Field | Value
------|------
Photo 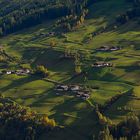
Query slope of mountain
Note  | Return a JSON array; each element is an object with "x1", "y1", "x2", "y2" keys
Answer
[{"x1": 0, "y1": 0, "x2": 140, "y2": 140}]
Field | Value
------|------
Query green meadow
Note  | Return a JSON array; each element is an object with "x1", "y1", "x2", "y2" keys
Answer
[{"x1": 0, "y1": 0, "x2": 140, "y2": 139}]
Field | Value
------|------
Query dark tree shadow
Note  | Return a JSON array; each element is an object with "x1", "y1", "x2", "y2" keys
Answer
[{"x1": 0, "y1": 75, "x2": 40, "y2": 93}]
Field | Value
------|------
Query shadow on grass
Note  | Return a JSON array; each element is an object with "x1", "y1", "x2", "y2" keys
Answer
[
  {"x1": 0, "y1": 75, "x2": 40, "y2": 93},
  {"x1": 22, "y1": 47, "x2": 46, "y2": 64},
  {"x1": 30, "y1": 89, "x2": 55, "y2": 107},
  {"x1": 117, "y1": 65, "x2": 140, "y2": 72},
  {"x1": 49, "y1": 98, "x2": 100, "y2": 140},
  {"x1": 105, "y1": 92, "x2": 132, "y2": 120},
  {"x1": 31, "y1": 90, "x2": 100, "y2": 137}
]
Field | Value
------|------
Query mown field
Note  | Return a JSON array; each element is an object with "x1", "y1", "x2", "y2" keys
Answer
[{"x1": 0, "y1": 0, "x2": 140, "y2": 139}]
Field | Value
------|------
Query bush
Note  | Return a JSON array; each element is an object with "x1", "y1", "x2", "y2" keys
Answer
[{"x1": 35, "y1": 65, "x2": 49, "y2": 77}]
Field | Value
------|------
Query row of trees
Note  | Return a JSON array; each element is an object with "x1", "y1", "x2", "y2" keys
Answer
[
  {"x1": 97, "y1": 113, "x2": 140, "y2": 140},
  {"x1": 0, "y1": 0, "x2": 70, "y2": 36},
  {"x1": 56, "y1": 0, "x2": 89, "y2": 31},
  {"x1": 110, "y1": 115, "x2": 140, "y2": 139},
  {"x1": 0, "y1": 0, "x2": 94, "y2": 36},
  {"x1": 100, "y1": 115, "x2": 140, "y2": 140},
  {"x1": 56, "y1": 9, "x2": 88, "y2": 31},
  {"x1": 94, "y1": 88, "x2": 140, "y2": 140}
]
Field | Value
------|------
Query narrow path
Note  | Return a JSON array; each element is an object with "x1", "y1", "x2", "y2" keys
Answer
[{"x1": 44, "y1": 78, "x2": 61, "y2": 84}]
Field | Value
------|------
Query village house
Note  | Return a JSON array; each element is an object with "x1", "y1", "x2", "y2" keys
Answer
[
  {"x1": 0, "y1": 70, "x2": 13, "y2": 75},
  {"x1": 49, "y1": 32, "x2": 55, "y2": 36},
  {"x1": 110, "y1": 46, "x2": 121, "y2": 51},
  {"x1": 38, "y1": 32, "x2": 56, "y2": 38},
  {"x1": 92, "y1": 62, "x2": 113, "y2": 68},
  {"x1": 1, "y1": 69, "x2": 31, "y2": 75},
  {"x1": 54, "y1": 84, "x2": 90, "y2": 100},
  {"x1": 76, "y1": 92, "x2": 84, "y2": 96},
  {"x1": 96, "y1": 46, "x2": 110, "y2": 51},
  {"x1": 55, "y1": 85, "x2": 69, "y2": 91},
  {"x1": 6, "y1": 71, "x2": 12, "y2": 75},
  {"x1": 69, "y1": 85, "x2": 81, "y2": 92},
  {"x1": 16, "y1": 69, "x2": 30, "y2": 75},
  {"x1": 46, "y1": 32, "x2": 55, "y2": 37},
  {"x1": 76, "y1": 91, "x2": 90, "y2": 100},
  {"x1": 96, "y1": 45, "x2": 121, "y2": 52}
]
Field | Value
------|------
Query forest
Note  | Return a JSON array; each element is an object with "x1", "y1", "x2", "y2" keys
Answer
[{"x1": 0, "y1": 0, "x2": 92, "y2": 36}]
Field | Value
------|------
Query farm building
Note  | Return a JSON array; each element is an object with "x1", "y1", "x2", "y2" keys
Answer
[
  {"x1": 1, "y1": 70, "x2": 13, "y2": 75},
  {"x1": 76, "y1": 91, "x2": 90, "y2": 100},
  {"x1": 55, "y1": 85, "x2": 69, "y2": 91},
  {"x1": 92, "y1": 62, "x2": 113, "y2": 68},
  {"x1": 69, "y1": 85, "x2": 81, "y2": 92},
  {"x1": 49, "y1": 32, "x2": 55, "y2": 36},
  {"x1": 96, "y1": 45, "x2": 121, "y2": 52},
  {"x1": 110, "y1": 46, "x2": 121, "y2": 51},
  {"x1": 6, "y1": 71, "x2": 12, "y2": 75},
  {"x1": 16, "y1": 69, "x2": 30, "y2": 75},
  {"x1": 96, "y1": 46, "x2": 110, "y2": 51},
  {"x1": 38, "y1": 32, "x2": 56, "y2": 38},
  {"x1": 1, "y1": 69, "x2": 31, "y2": 75}
]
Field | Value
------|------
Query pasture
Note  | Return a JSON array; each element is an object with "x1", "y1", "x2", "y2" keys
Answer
[{"x1": 0, "y1": 0, "x2": 140, "y2": 139}]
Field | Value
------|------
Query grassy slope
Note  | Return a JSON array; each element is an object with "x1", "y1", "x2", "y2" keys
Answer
[{"x1": 0, "y1": 0, "x2": 140, "y2": 139}]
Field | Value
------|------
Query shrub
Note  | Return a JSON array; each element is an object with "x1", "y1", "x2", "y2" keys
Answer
[{"x1": 35, "y1": 65, "x2": 49, "y2": 77}]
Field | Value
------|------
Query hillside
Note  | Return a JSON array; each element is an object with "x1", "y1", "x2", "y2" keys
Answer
[
  {"x1": 0, "y1": 0, "x2": 140, "y2": 140},
  {"x1": 0, "y1": 97, "x2": 57, "y2": 140},
  {"x1": 0, "y1": 0, "x2": 89, "y2": 35}
]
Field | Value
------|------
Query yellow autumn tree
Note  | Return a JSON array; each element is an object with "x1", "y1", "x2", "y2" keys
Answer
[{"x1": 42, "y1": 116, "x2": 56, "y2": 127}]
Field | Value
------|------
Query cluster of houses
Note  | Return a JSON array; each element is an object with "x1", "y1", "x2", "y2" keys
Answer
[
  {"x1": 55, "y1": 84, "x2": 90, "y2": 100},
  {"x1": 90, "y1": 45, "x2": 122, "y2": 68},
  {"x1": 40, "y1": 32, "x2": 56, "y2": 37},
  {"x1": 76, "y1": 91, "x2": 90, "y2": 100},
  {"x1": 92, "y1": 62, "x2": 113, "y2": 68},
  {"x1": 96, "y1": 45, "x2": 121, "y2": 52},
  {"x1": 33, "y1": 32, "x2": 57, "y2": 40},
  {"x1": 59, "y1": 53, "x2": 75, "y2": 59},
  {"x1": 91, "y1": 45, "x2": 121, "y2": 68},
  {"x1": 35, "y1": 31, "x2": 66, "y2": 39},
  {"x1": 0, "y1": 69, "x2": 31, "y2": 76}
]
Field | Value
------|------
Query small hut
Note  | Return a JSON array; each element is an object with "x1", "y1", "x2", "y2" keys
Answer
[
  {"x1": 55, "y1": 85, "x2": 69, "y2": 91},
  {"x1": 92, "y1": 62, "x2": 113, "y2": 68}
]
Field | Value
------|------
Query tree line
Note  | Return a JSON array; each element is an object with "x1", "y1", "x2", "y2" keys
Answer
[
  {"x1": 0, "y1": 0, "x2": 70, "y2": 36},
  {"x1": 95, "y1": 105, "x2": 140, "y2": 140},
  {"x1": 0, "y1": 99, "x2": 57, "y2": 140},
  {"x1": 98, "y1": 115, "x2": 140, "y2": 140},
  {"x1": 0, "y1": 0, "x2": 96, "y2": 36}
]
